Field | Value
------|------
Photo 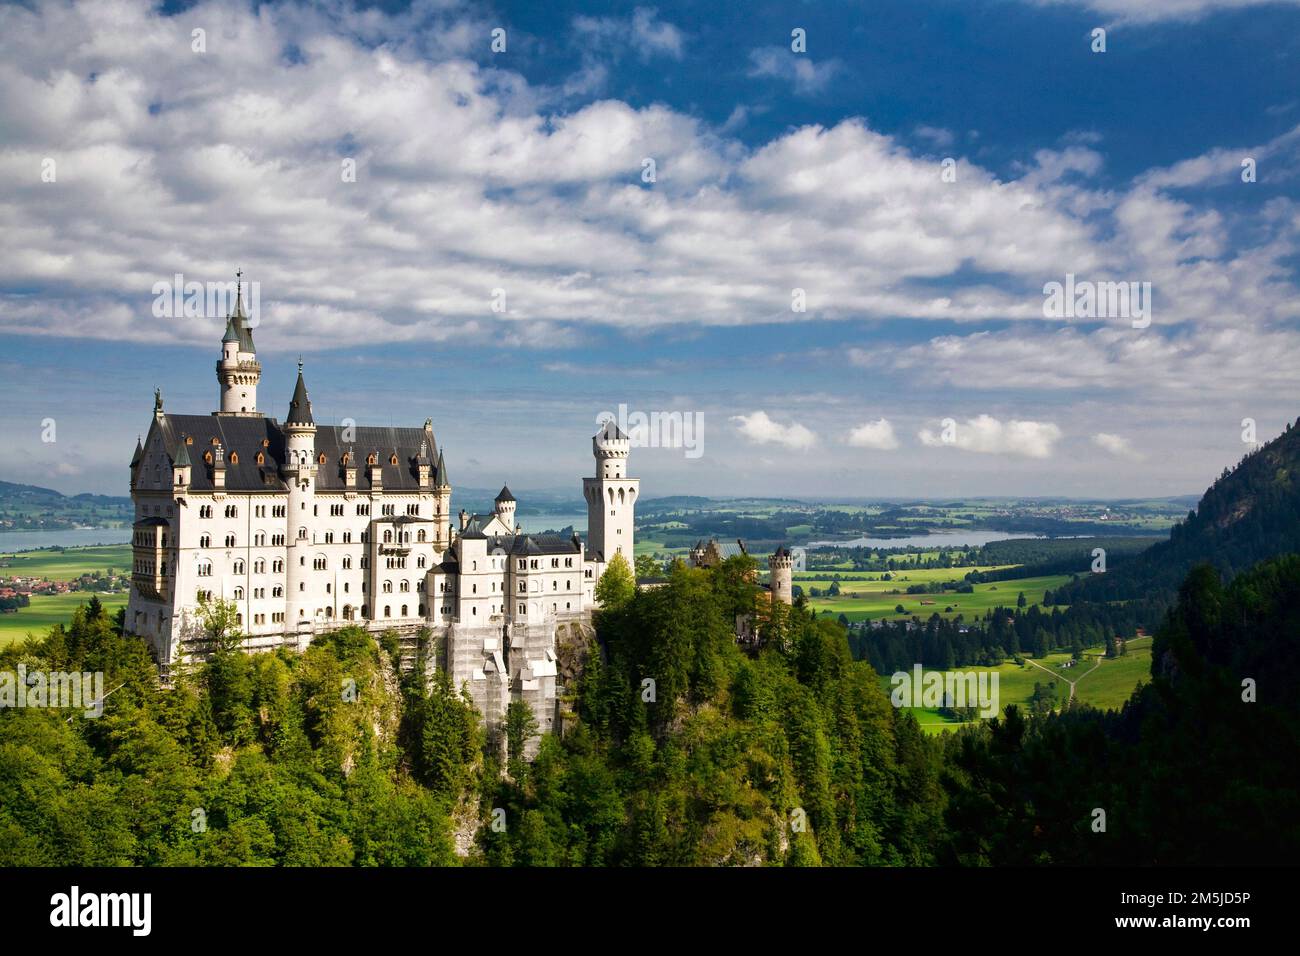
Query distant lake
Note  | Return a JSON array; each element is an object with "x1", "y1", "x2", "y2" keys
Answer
[
  {"x1": 806, "y1": 530, "x2": 1044, "y2": 551},
  {"x1": 0, "y1": 528, "x2": 133, "y2": 552}
]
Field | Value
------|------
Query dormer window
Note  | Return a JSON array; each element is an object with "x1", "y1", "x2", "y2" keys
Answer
[
  {"x1": 211, "y1": 437, "x2": 219, "y2": 446},
  {"x1": 256, "y1": 452, "x2": 265, "y2": 465},
  {"x1": 367, "y1": 453, "x2": 377, "y2": 466},
  {"x1": 390, "y1": 454, "x2": 398, "y2": 465},
  {"x1": 341, "y1": 453, "x2": 351, "y2": 465},
  {"x1": 318, "y1": 453, "x2": 327, "y2": 465},
  {"x1": 203, "y1": 451, "x2": 213, "y2": 464},
  {"x1": 185, "y1": 436, "x2": 194, "y2": 445},
  {"x1": 229, "y1": 452, "x2": 239, "y2": 464},
  {"x1": 262, "y1": 438, "x2": 270, "y2": 448}
]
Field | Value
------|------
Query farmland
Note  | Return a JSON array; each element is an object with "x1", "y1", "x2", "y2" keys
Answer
[
  {"x1": 804, "y1": 571, "x2": 1076, "y2": 623},
  {"x1": 881, "y1": 636, "x2": 1155, "y2": 734}
]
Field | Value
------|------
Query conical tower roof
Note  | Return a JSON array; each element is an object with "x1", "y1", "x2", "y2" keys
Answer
[{"x1": 286, "y1": 364, "x2": 314, "y2": 426}]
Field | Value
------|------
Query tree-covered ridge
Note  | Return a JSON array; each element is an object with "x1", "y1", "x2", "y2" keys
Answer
[
  {"x1": 941, "y1": 556, "x2": 1300, "y2": 865},
  {"x1": 0, "y1": 605, "x2": 467, "y2": 866},
  {"x1": 1058, "y1": 418, "x2": 1300, "y2": 613},
  {"x1": 1, "y1": 551, "x2": 1297, "y2": 866},
  {"x1": 479, "y1": 556, "x2": 943, "y2": 865}
]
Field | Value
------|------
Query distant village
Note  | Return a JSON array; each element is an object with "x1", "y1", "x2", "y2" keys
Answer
[{"x1": 0, "y1": 564, "x2": 129, "y2": 612}]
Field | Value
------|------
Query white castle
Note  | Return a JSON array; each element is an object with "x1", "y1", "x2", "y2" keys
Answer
[{"x1": 126, "y1": 280, "x2": 637, "y2": 738}]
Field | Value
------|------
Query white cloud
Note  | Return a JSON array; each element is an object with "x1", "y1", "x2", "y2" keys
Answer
[
  {"x1": 731, "y1": 411, "x2": 817, "y2": 450},
  {"x1": 746, "y1": 46, "x2": 841, "y2": 94},
  {"x1": 913, "y1": 125, "x2": 955, "y2": 149},
  {"x1": 1092, "y1": 432, "x2": 1144, "y2": 460},
  {"x1": 918, "y1": 415, "x2": 1063, "y2": 459},
  {"x1": 846, "y1": 418, "x2": 899, "y2": 450},
  {"x1": 1021, "y1": 0, "x2": 1300, "y2": 24},
  {"x1": 573, "y1": 7, "x2": 684, "y2": 60},
  {"x1": 0, "y1": 0, "x2": 1296, "y2": 369},
  {"x1": 857, "y1": 324, "x2": 1300, "y2": 396}
]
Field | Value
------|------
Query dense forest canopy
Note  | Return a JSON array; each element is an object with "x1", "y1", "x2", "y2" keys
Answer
[{"x1": 1, "y1": 547, "x2": 1296, "y2": 866}]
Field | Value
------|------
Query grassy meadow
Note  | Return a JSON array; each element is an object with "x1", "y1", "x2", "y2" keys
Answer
[
  {"x1": 0, "y1": 591, "x2": 129, "y2": 647},
  {"x1": 0, "y1": 543, "x2": 131, "y2": 578},
  {"x1": 881, "y1": 636, "x2": 1155, "y2": 734},
  {"x1": 803, "y1": 569, "x2": 1075, "y2": 623},
  {"x1": 0, "y1": 544, "x2": 132, "y2": 647}
]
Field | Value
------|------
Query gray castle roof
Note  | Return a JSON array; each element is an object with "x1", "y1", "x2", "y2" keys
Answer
[
  {"x1": 484, "y1": 532, "x2": 582, "y2": 556},
  {"x1": 150, "y1": 414, "x2": 443, "y2": 493}
]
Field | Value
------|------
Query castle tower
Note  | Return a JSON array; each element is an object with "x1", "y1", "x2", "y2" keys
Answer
[
  {"x1": 216, "y1": 273, "x2": 262, "y2": 416},
  {"x1": 434, "y1": 447, "x2": 451, "y2": 547},
  {"x1": 281, "y1": 363, "x2": 317, "y2": 638},
  {"x1": 494, "y1": 485, "x2": 517, "y2": 530},
  {"x1": 583, "y1": 420, "x2": 638, "y2": 564},
  {"x1": 769, "y1": 546, "x2": 794, "y2": 606}
]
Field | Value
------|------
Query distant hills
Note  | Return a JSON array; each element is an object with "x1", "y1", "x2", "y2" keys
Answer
[
  {"x1": 1061, "y1": 417, "x2": 1300, "y2": 606},
  {"x1": 0, "y1": 480, "x2": 133, "y2": 531}
]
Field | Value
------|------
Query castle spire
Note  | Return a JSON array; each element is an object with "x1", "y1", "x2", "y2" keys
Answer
[{"x1": 286, "y1": 362, "x2": 314, "y2": 426}]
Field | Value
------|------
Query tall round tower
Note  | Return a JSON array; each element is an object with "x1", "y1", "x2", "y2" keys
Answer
[
  {"x1": 583, "y1": 420, "x2": 638, "y2": 563},
  {"x1": 281, "y1": 363, "x2": 317, "y2": 641},
  {"x1": 216, "y1": 274, "x2": 262, "y2": 416},
  {"x1": 769, "y1": 546, "x2": 794, "y2": 606}
]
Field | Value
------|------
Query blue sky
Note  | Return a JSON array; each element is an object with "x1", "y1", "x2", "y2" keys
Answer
[{"x1": 2, "y1": 0, "x2": 1299, "y2": 499}]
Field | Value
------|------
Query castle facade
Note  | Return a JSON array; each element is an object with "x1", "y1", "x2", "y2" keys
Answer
[{"x1": 126, "y1": 281, "x2": 635, "y2": 738}]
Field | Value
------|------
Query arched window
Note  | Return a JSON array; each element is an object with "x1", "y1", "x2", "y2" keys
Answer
[
  {"x1": 367, "y1": 453, "x2": 377, "y2": 466},
  {"x1": 233, "y1": 587, "x2": 244, "y2": 600},
  {"x1": 384, "y1": 605, "x2": 391, "y2": 618},
  {"x1": 343, "y1": 605, "x2": 353, "y2": 621},
  {"x1": 390, "y1": 454, "x2": 398, "y2": 465},
  {"x1": 229, "y1": 452, "x2": 239, "y2": 465},
  {"x1": 383, "y1": 580, "x2": 393, "y2": 593}
]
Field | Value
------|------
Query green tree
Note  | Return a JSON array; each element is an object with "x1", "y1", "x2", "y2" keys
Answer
[{"x1": 595, "y1": 552, "x2": 636, "y2": 610}]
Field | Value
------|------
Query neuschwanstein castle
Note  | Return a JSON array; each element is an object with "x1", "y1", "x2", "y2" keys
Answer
[{"x1": 126, "y1": 280, "x2": 636, "y2": 738}]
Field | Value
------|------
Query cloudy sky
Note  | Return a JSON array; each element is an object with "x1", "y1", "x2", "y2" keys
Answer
[{"x1": 2, "y1": 0, "x2": 1299, "y2": 500}]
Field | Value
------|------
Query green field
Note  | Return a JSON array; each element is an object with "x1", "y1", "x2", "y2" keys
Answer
[
  {"x1": 806, "y1": 572, "x2": 1074, "y2": 623},
  {"x1": 0, "y1": 591, "x2": 128, "y2": 646},
  {"x1": 0, "y1": 544, "x2": 132, "y2": 578},
  {"x1": 882, "y1": 637, "x2": 1154, "y2": 734}
]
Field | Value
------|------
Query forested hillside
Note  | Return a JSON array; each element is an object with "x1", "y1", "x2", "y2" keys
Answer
[
  {"x1": 1058, "y1": 419, "x2": 1300, "y2": 613},
  {"x1": 2, "y1": 549, "x2": 1297, "y2": 866}
]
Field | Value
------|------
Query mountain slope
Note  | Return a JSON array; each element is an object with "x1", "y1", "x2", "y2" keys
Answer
[{"x1": 1061, "y1": 417, "x2": 1300, "y2": 604}]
